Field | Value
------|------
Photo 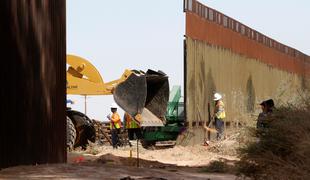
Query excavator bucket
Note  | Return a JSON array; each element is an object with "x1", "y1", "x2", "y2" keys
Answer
[
  {"x1": 113, "y1": 73, "x2": 147, "y2": 117},
  {"x1": 113, "y1": 70, "x2": 169, "y2": 127}
]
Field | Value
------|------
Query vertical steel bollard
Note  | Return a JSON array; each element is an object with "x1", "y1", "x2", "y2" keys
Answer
[{"x1": 137, "y1": 139, "x2": 139, "y2": 167}]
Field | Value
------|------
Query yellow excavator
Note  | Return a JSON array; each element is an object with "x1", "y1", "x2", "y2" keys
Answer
[{"x1": 66, "y1": 54, "x2": 169, "y2": 150}]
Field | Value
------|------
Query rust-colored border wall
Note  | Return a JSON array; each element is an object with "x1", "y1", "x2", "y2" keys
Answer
[
  {"x1": 185, "y1": 37, "x2": 308, "y2": 145},
  {"x1": 183, "y1": 0, "x2": 309, "y2": 145},
  {"x1": 184, "y1": 0, "x2": 309, "y2": 76},
  {"x1": 0, "y1": 1, "x2": 66, "y2": 169}
]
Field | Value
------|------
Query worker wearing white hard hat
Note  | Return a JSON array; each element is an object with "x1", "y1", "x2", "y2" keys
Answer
[
  {"x1": 107, "y1": 102, "x2": 122, "y2": 148},
  {"x1": 213, "y1": 93, "x2": 222, "y2": 101},
  {"x1": 110, "y1": 102, "x2": 118, "y2": 109},
  {"x1": 213, "y1": 93, "x2": 226, "y2": 141}
]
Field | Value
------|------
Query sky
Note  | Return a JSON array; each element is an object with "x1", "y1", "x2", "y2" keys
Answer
[{"x1": 67, "y1": 0, "x2": 310, "y2": 121}]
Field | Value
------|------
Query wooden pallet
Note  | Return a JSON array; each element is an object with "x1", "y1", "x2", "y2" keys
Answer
[{"x1": 92, "y1": 120, "x2": 131, "y2": 147}]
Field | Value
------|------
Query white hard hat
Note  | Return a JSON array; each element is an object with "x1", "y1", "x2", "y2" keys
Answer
[
  {"x1": 110, "y1": 102, "x2": 118, "y2": 109},
  {"x1": 213, "y1": 93, "x2": 222, "y2": 101}
]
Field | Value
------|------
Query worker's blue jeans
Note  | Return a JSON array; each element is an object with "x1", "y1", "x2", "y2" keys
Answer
[
  {"x1": 215, "y1": 118, "x2": 224, "y2": 140},
  {"x1": 111, "y1": 128, "x2": 120, "y2": 148},
  {"x1": 128, "y1": 128, "x2": 142, "y2": 140}
]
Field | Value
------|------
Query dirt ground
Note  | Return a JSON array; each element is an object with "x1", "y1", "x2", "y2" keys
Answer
[
  {"x1": 0, "y1": 163, "x2": 236, "y2": 180},
  {"x1": 0, "y1": 137, "x2": 240, "y2": 179}
]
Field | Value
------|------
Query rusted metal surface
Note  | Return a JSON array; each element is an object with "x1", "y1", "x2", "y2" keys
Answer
[
  {"x1": 184, "y1": 0, "x2": 309, "y2": 76},
  {"x1": 0, "y1": 1, "x2": 66, "y2": 169},
  {"x1": 183, "y1": 0, "x2": 309, "y2": 144},
  {"x1": 185, "y1": 36, "x2": 309, "y2": 144}
]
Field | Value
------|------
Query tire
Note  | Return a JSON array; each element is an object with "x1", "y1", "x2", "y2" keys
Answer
[
  {"x1": 67, "y1": 110, "x2": 96, "y2": 150},
  {"x1": 67, "y1": 116, "x2": 76, "y2": 151}
]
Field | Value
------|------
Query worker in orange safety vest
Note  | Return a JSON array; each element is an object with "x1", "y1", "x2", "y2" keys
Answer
[
  {"x1": 124, "y1": 112, "x2": 142, "y2": 141},
  {"x1": 107, "y1": 102, "x2": 122, "y2": 149}
]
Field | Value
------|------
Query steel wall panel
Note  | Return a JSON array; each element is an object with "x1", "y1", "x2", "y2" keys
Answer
[
  {"x1": 0, "y1": 1, "x2": 66, "y2": 169},
  {"x1": 183, "y1": 0, "x2": 309, "y2": 144},
  {"x1": 184, "y1": 0, "x2": 309, "y2": 76},
  {"x1": 185, "y1": 37, "x2": 309, "y2": 144}
]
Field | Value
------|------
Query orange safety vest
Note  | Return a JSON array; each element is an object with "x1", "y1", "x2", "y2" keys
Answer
[
  {"x1": 110, "y1": 112, "x2": 122, "y2": 129},
  {"x1": 124, "y1": 113, "x2": 139, "y2": 129}
]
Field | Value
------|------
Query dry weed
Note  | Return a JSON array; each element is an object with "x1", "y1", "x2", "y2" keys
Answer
[{"x1": 237, "y1": 101, "x2": 310, "y2": 180}]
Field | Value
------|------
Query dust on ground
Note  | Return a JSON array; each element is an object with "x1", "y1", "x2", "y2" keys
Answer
[
  {"x1": 0, "y1": 132, "x2": 241, "y2": 179},
  {"x1": 80, "y1": 141, "x2": 239, "y2": 167}
]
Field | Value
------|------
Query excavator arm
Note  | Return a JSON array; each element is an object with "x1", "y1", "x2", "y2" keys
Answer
[
  {"x1": 67, "y1": 54, "x2": 133, "y2": 95},
  {"x1": 66, "y1": 54, "x2": 169, "y2": 126}
]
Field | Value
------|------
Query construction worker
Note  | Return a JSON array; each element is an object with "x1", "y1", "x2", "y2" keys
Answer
[
  {"x1": 257, "y1": 101, "x2": 268, "y2": 129},
  {"x1": 107, "y1": 102, "x2": 122, "y2": 149},
  {"x1": 213, "y1": 93, "x2": 226, "y2": 141},
  {"x1": 257, "y1": 99, "x2": 274, "y2": 130},
  {"x1": 124, "y1": 112, "x2": 142, "y2": 141},
  {"x1": 265, "y1": 99, "x2": 275, "y2": 112}
]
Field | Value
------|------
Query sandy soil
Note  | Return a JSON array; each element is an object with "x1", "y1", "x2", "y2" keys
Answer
[
  {"x1": 0, "y1": 162, "x2": 236, "y2": 180},
  {"x1": 0, "y1": 140, "x2": 239, "y2": 179},
  {"x1": 81, "y1": 142, "x2": 239, "y2": 167}
]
